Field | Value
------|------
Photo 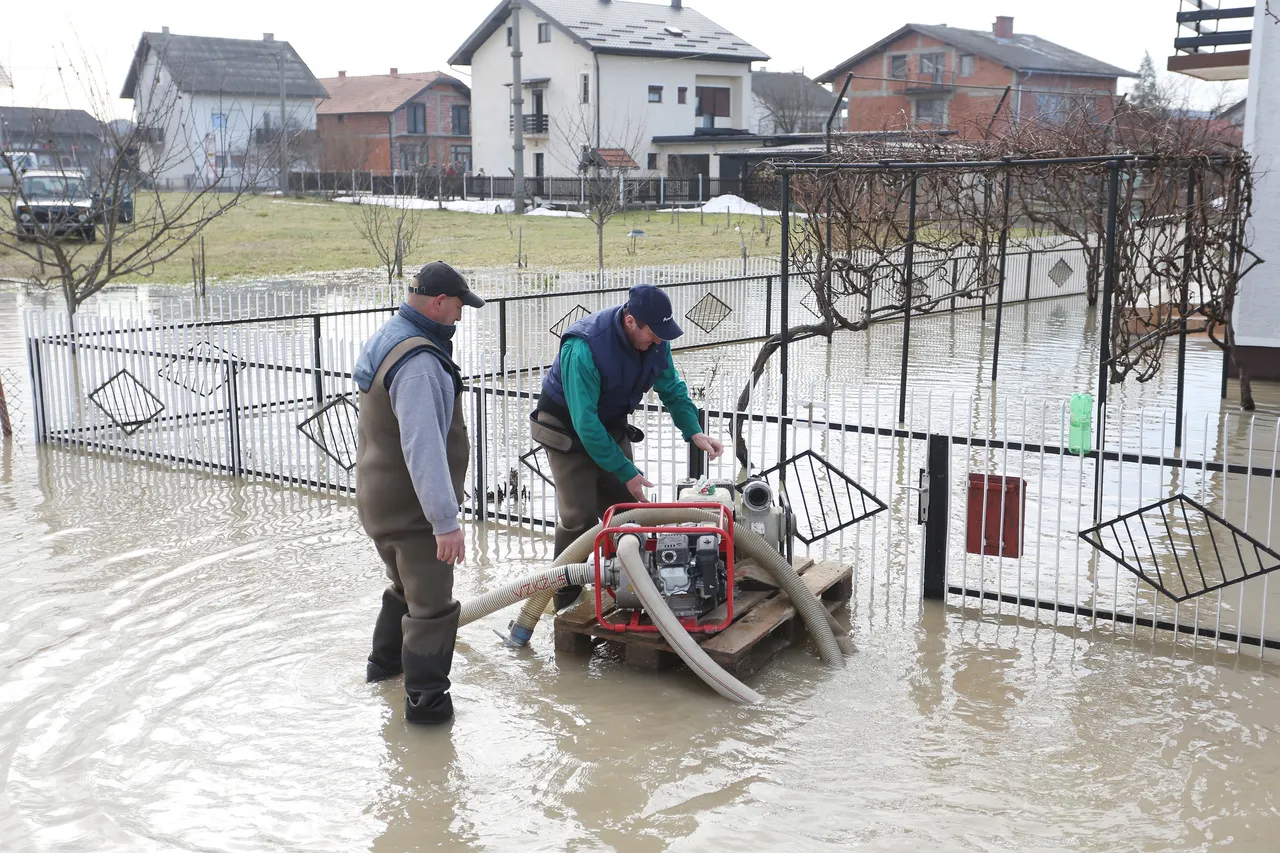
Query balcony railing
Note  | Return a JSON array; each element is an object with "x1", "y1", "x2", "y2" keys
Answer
[
  {"x1": 892, "y1": 71, "x2": 957, "y2": 95},
  {"x1": 1168, "y1": 1, "x2": 1253, "y2": 80},
  {"x1": 509, "y1": 114, "x2": 549, "y2": 135}
]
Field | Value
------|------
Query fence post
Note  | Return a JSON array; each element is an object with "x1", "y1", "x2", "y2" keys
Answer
[
  {"x1": 498, "y1": 300, "x2": 508, "y2": 374},
  {"x1": 27, "y1": 336, "x2": 46, "y2": 442},
  {"x1": 1023, "y1": 247, "x2": 1033, "y2": 302},
  {"x1": 473, "y1": 391, "x2": 487, "y2": 522},
  {"x1": 765, "y1": 275, "x2": 774, "y2": 336},
  {"x1": 0, "y1": 371, "x2": 11, "y2": 438},
  {"x1": 312, "y1": 315, "x2": 324, "y2": 410},
  {"x1": 686, "y1": 408, "x2": 707, "y2": 480},
  {"x1": 660, "y1": 175, "x2": 665, "y2": 207},
  {"x1": 922, "y1": 433, "x2": 950, "y2": 601},
  {"x1": 226, "y1": 362, "x2": 243, "y2": 477}
]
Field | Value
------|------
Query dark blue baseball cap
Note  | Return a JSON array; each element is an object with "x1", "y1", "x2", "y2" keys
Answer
[{"x1": 625, "y1": 284, "x2": 683, "y2": 340}]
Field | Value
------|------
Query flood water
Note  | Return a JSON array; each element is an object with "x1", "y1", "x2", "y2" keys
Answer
[{"x1": 6, "y1": 284, "x2": 1280, "y2": 851}]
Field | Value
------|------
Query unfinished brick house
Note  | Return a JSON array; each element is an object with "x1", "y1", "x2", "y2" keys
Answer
[
  {"x1": 816, "y1": 16, "x2": 1135, "y2": 139},
  {"x1": 315, "y1": 69, "x2": 471, "y2": 173}
]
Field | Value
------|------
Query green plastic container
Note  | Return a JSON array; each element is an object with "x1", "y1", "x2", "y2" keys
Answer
[{"x1": 1069, "y1": 393, "x2": 1093, "y2": 455}]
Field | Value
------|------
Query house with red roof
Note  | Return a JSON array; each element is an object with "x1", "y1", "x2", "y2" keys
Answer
[{"x1": 316, "y1": 69, "x2": 471, "y2": 173}]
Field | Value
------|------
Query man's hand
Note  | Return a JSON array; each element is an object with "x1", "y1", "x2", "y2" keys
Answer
[
  {"x1": 625, "y1": 472, "x2": 654, "y2": 503},
  {"x1": 436, "y1": 528, "x2": 466, "y2": 565},
  {"x1": 691, "y1": 433, "x2": 724, "y2": 461}
]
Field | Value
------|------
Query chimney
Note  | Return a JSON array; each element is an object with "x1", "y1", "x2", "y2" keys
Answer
[
  {"x1": 161, "y1": 26, "x2": 170, "y2": 35},
  {"x1": 338, "y1": 70, "x2": 346, "y2": 79},
  {"x1": 672, "y1": 0, "x2": 682, "y2": 8},
  {"x1": 993, "y1": 16, "x2": 1013, "y2": 39},
  {"x1": 390, "y1": 68, "x2": 399, "y2": 77},
  {"x1": 263, "y1": 32, "x2": 275, "y2": 42}
]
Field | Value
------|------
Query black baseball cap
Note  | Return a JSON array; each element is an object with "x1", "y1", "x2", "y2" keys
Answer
[
  {"x1": 409, "y1": 261, "x2": 485, "y2": 308},
  {"x1": 625, "y1": 284, "x2": 682, "y2": 340}
]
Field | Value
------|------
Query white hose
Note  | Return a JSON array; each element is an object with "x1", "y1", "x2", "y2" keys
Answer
[
  {"x1": 459, "y1": 563, "x2": 592, "y2": 627},
  {"x1": 615, "y1": 534, "x2": 763, "y2": 705}
]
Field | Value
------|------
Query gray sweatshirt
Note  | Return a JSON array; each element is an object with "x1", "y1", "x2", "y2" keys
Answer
[{"x1": 388, "y1": 351, "x2": 461, "y2": 534}]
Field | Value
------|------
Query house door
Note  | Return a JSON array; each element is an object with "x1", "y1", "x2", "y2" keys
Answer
[
  {"x1": 533, "y1": 90, "x2": 545, "y2": 117},
  {"x1": 533, "y1": 152, "x2": 545, "y2": 197}
]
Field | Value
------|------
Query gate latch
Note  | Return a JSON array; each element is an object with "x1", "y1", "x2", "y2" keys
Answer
[{"x1": 917, "y1": 468, "x2": 930, "y2": 524}]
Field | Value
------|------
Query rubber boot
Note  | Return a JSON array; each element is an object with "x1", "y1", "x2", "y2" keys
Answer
[
  {"x1": 402, "y1": 601, "x2": 460, "y2": 725},
  {"x1": 553, "y1": 524, "x2": 583, "y2": 610},
  {"x1": 367, "y1": 586, "x2": 409, "y2": 683}
]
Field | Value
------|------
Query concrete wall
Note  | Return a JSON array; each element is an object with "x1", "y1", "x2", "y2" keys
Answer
[{"x1": 1236, "y1": 3, "x2": 1280, "y2": 357}]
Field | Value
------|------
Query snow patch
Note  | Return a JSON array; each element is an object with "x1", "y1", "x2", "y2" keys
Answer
[{"x1": 658, "y1": 194, "x2": 778, "y2": 217}]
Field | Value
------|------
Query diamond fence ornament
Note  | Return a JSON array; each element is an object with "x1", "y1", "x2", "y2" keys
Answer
[
  {"x1": 1048, "y1": 258, "x2": 1074, "y2": 288},
  {"x1": 519, "y1": 444, "x2": 555, "y2": 487},
  {"x1": 88, "y1": 369, "x2": 164, "y2": 435},
  {"x1": 297, "y1": 395, "x2": 360, "y2": 471},
  {"x1": 157, "y1": 341, "x2": 243, "y2": 396},
  {"x1": 742, "y1": 450, "x2": 887, "y2": 544},
  {"x1": 550, "y1": 305, "x2": 591, "y2": 338},
  {"x1": 685, "y1": 292, "x2": 732, "y2": 334},
  {"x1": 1079, "y1": 493, "x2": 1280, "y2": 603}
]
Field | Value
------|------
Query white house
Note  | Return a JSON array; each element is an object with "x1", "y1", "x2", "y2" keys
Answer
[
  {"x1": 121, "y1": 29, "x2": 328, "y2": 189},
  {"x1": 449, "y1": 0, "x2": 769, "y2": 189}
]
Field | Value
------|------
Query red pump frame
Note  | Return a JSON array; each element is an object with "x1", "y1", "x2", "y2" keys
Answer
[{"x1": 592, "y1": 502, "x2": 735, "y2": 634}]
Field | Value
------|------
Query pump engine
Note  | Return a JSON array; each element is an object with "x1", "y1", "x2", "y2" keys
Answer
[{"x1": 595, "y1": 503, "x2": 735, "y2": 633}]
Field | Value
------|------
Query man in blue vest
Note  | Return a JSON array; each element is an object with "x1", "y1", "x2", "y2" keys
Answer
[{"x1": 530, "y1": 284, "x2": 724, "y2": 608}]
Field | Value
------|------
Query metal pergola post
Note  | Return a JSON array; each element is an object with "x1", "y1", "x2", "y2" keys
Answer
[
  {"x1": 899, "y1": 171, "x2": 918, "y2": 424},
  {"x1": 1175, "y1": 165, "x2": 1195, "y2": 448},
  {"x1": 779, "y1": 171, "x2": 791, "y2": 483},
  {"x1": 1094, "y1": 160, "x2": 1123, "y2": 523},
  {"x1": 991, "y1": 168, "x2": 1013, "y2": 383}
]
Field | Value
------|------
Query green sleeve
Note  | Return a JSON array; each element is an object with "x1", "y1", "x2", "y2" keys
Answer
[
  {"x1": 560, "y1": 338, "x2": 641, "y2": 482},
  {"x1": 653, "y1": 347, "x2": 702, "y2": 442}
]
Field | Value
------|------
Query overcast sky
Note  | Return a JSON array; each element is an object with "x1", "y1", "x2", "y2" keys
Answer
[{"x1": 2, "y1": 0, "x2": 1245, "y2": 119}]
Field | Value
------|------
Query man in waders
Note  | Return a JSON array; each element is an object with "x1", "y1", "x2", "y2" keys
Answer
[
  {"x1": 530, "y1": 284, "x2": 724, "y2": 609},
  {"x1": 355, "y1": 261, "x2": 483, "y2": 724}
]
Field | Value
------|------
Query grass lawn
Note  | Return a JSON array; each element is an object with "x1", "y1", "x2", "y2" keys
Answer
[{"x1": 0, "y1": 193, "x2": 783, "y2": 284}]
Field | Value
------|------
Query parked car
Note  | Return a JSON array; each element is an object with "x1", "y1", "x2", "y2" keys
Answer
[
  {"x1": 13, "y1": 170, "x2": 97, "y2": 242},
  {"x1": 98, "y1": 181, "x2": 135, "y2": 224}
]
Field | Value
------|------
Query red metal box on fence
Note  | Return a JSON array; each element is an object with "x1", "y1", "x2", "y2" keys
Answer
[{"x1": 966, "y1": 474, "x2": 1026, "y2": 558}]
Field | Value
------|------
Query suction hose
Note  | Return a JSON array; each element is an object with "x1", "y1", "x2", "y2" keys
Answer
[
  {"x1": 615, "y1": 532, "x2": 763, "y2": 704},
  {"x1": 505, "y1": 508, "x2": 845, "y2": 669},
  {"x1": 459, "y1": 563, "x2": 593, "y2": 627}
]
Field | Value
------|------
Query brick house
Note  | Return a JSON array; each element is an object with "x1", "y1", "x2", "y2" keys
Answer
[
  {"x1": 315, "y1": 70, "x2": 471, "y2": 173},
  {"x1": 816, "y1": 16, "x2": 1135, "y2": 139}
]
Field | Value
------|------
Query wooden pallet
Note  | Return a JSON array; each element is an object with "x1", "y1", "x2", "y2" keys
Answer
[{"x1": 552, "y1": 558, "x2": 853, "y2": 678}]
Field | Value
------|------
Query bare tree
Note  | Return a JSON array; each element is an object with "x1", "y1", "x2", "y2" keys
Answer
[
  {"x1": 350, "y1": 196, "x2": 422, "y2": 283},
  {"x1": 553, "y1": 111, "x2": 645, "y2": 272},
  {"x1": 0, "y1": 63, "x2": 268, "y2": 328},
  {"x1": 753, "y1": 71, "x2": 840, "y2": 134}
]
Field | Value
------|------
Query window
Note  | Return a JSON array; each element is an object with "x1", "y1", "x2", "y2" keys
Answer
[
  {"x1": 959, "y1": 54, "x2": 974, "y2": 77},
  {"x1": 214, "y1": 154, "x2": 228, "y2": 170},
  {"x1": 647, "y1": 152, "x2": 658, "y2": 169},
  {"x1": 920, "y1": 53, "x2": 945, "y2": 83},
  {"x1": 506, "y1": 27, "x2": 512, "y2": 46},
  {"x1": 695, "y1": 86, "x2": 731, "y2": 127},
  {"x1": 914, "y1": 97, "x2": 946, "y2": 126},
  {"x1": 337, "y1": 114, "x2": 345, "y2": 123},
  {"x1": 1036, "y1": 93, "x2": 1069, "y2": 124},
  {"x1": 537, "y1": 22, "x2": 551, "y2": 42},
  {"x1": 210, "y1": 112, "x2": 227, "y2": 130},
  {"x1": 889, "y1": 55, "x2": 907, "y2": 80},
  {"x1": 648, "y1": 85, "x2": 663, "y2": 103},
  {"x1": 452, "y1": 104, "x2": 470, "y2": 135},
  {"x1": 407, "y1": 103, "x2": 426, "y2": 134},
  {"x1": 580, "y1": 73, "x2": 590, "y2": 104},
  {"x1": 678, "y1": 86, "x2": 687, "y2": 104},
  {"x1": 451, "y1": 145, "x2": 472, "y2": 171}
]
